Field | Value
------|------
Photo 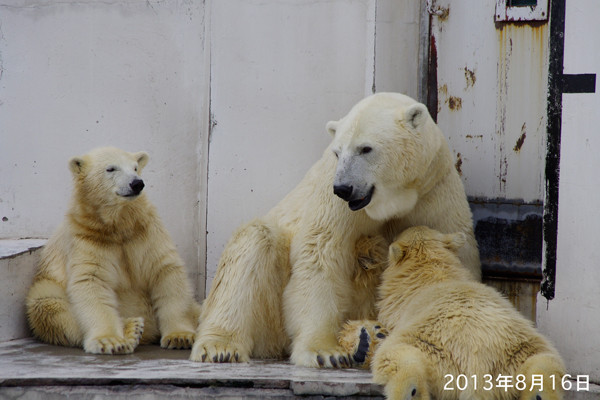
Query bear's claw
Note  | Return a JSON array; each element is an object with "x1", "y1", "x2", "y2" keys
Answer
[
  {"x1": 83, "y1": 317, "x2": 145, "y2": 355},
  {"x1": 161, "y1": 331, "x2": 195, "y2": 349},
  {"x1": 292, "y1": 346, "x2": 354, "y2": 369},
  {"x1": 190, "y1": 338, "x2": 249, "y2": 363}
]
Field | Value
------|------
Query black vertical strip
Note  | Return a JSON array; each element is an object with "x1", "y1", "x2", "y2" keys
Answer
[
  {"x1": 427, "y1": 34, "x2": 438, "y2": 123},
  {"x1": 542, "y1": 0, "x2": 566, "y2": 301}
]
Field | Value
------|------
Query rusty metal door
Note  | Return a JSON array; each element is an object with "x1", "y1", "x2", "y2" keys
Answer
[{"x1": 422, "y1": 0, "x2": 551, "y2": 320}]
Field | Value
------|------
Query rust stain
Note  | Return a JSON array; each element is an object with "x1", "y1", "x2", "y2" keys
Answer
[
  {"x1": 465, "y1": 134, "x2": 483, "y2": 140},
  {"x1": 436, "y1": 85, "x2": 447, "y2": 116},
  {"x1": 438, "y1": 84, "x2": 462, "y2": 112},
  {"x1": 455, "y1": 153, "x2": 463, "y2": 176},
  {"x1": 439, "y1": 84, "x2": 448, "y2": 97},
  {"x1": 448, "y1": 96, "x2": 462, "y2": 111},
  {"x1": 437, "y1": 6, "x2": 450, "y2": 22},
  {"x1": 499, "y1": 155, "x2": 508, "y2": 188},
  {"x1": 514, "y1": 123, "x2": 527, "y2": 152},
  {"x1": 494, "y1": 20, "x2": 548, "y2": 194},
  {"x1": 464, "y1": 67, "x2": 476, "y2": 89}
]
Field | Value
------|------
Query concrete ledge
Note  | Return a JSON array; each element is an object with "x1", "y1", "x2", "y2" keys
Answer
[
  {"x1": 0, "y1": 385, "x2": 381, "y2": 400},
  {"x1": 0, "y1": 338, "x2": 383, "y2": 399},
  {"x1": 0, "y1": 239, "x2": 46, "y2": 342},
  {"x1": 0, "y1": 239, "x2": 46, "y2": 259}
]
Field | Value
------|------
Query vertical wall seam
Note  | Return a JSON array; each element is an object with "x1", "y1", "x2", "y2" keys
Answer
[
  {"x1": 417, "y1": 0, "x2": 431, "y2": 104},
  {"x1": 200, "y1": 0, "x2": 212, "y2": 299},
  {"x1": 371, "y1": 0, "x2": 377, "y2": 94}
]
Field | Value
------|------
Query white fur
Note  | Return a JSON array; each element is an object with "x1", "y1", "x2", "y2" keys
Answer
[
  {"x1": 191, "y1": 93, "x2": 480, "y2": 367},
  {"x1": 26, "y1": 147, "x2": 201, "y2": 354}
]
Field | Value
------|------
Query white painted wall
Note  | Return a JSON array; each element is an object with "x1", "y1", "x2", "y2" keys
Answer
[
  {"x1": 0, "y1": 0, "x2": 422, "y2": 297},
  {"x1": 0, "y1": 0, "x2": 210, "y2": 296},
  {"x1": 537, "y1": 0, "x2": 600, "y2": 382},
  {"x1": 205, "y1": 0, "x2": 420, "y2": 290}
]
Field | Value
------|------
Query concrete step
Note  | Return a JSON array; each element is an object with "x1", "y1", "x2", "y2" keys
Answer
[
  {"x1": 1, "y1": 338, "x2": 599, "y2": 400},
  {"x1": 0, "y1": 338, "x2": 382, "y2": 399},
  {"x1": 0, "y1": 239, "x2": 46, "y2": 342}
]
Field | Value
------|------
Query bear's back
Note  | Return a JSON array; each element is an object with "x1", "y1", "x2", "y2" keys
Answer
[{"x1": 396, "y1": 280, "x2": 551, "y2": 377}]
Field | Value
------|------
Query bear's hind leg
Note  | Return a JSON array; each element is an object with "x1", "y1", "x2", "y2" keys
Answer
[
  {"x1": 26, "y1": 278, "x2": 83, "y2": 347},
  {"x1": 372, "y1": 338, "x2": 431, "y2": 400},
  {"x1": 517, "y1": 352, "x2": 565, "y2": 400},
  {"x1": 191, "y1": 219, "x2": 290, "y2": 363}
]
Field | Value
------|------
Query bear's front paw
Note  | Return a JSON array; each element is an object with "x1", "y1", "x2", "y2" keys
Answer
[
  {"x1": 161, "y1": 331, "x2": 195, "y2": 349},
  {"x1": 123, "y1": 317, "x2": 145, "y2": 347},
  {"x1": 291, "y1": 345, "x2": 353, "y2": 369},
  {"x1": 84, "y1": 335, "x2": 139, "y2": 355},
  {"x1": 338, "y1": 320, "x2": 388, "y2": 369},
  {"x1": 189, "y1": 337, "x2": 249, "y2": 363}
]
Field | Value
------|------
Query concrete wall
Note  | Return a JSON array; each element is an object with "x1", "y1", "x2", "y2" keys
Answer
[
  {"x1": 205, "y1": 0, "x2": 420, "y2": 289},
  {"x1": 0, "y1": 0, "x2": 421, "y2": 296},
  {"x1": 0, "y1": 0, "x2": 210, "y2": 296}
]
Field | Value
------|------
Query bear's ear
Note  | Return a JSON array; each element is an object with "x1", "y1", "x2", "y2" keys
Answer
[
  {"x1": 68, "y1": 156, "x2": 86, "y2": 176},
  {"x1": 443, "y1": 232, "x2": 467, "y2": 252},
  {"x1": 326, "y1": 120, "x2": 339, "y2": 137},
  {"x1": 134, "y1": 151, "x2": 149, "y2": 172},
  {"x1": 404, "y1": 103, "x2": 429, "y2": 130},
  {"x1": 388, "y1": 242, "x2": 405, "y2": 263}
]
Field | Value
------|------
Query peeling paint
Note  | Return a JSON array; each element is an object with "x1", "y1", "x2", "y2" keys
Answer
[
  {"x1": 465, "y1": 134, "x2": 484, "y2": 140},
  {"x1": 439, "y1": 83, "x2": 448, "y2": 96},
  {"x1": 464, "y1": 66, "x2": 476, "y2": 88},
  {"x1": 513, "y1": 123, "x2": 527, "y2": 152},
  {"x1": 427, "y1": 0, "x2": 450, "y2": 21},
  {"x1": 437, "y1": 6, "x2": 450, "y2": 21},
  {"x1": 448, "y1": 96, "x2": 462, "y2": 110},
  {"x1": 437, "y1": 85, "x2": 462, "y2": 111},
  {"x1": 455, "y1": 152, "x2": 463, "y2": 176}
]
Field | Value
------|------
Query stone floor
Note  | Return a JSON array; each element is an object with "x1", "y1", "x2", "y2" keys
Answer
[
  {"x1": 2, "y1": 339, "x2": 600, "y2": 399},
  {"x1": 0, "y1": 338, "x2": 383, "y2": 399}
]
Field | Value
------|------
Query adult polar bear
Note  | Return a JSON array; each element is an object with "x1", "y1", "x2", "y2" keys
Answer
[{"x1": 191, "y1": 92, "x2": 480, "y2": 367}]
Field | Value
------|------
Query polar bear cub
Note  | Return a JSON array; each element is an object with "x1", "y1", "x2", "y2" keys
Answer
[
  {"x1": 341, "y1": 226, "x2": 565, "y2": 400},
  {"x1": 26, "y1": 147, "x2": 201, "y2": 354}
]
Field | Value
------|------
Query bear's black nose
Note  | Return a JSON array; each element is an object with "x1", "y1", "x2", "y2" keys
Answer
[
  {"x1": 333, "y1": 184, "x2": 353, "y2": 201},
  {"x1": 130, "y1": 178, "x2": 145, "y2": 195}
]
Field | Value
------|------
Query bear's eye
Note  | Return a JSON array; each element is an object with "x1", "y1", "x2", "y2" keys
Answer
[
  {"x1": 134, "y1": 166, "x2": 138, "y2": 172},
  {"x1": 360, "y1": 146, "x2": 372, "y2": 155},
  {"x1": 333, "y1": 150, "x2": 339, "y2": 159},
  {"x1": 106, "y1": 167, "x2": 116, "y2": 173}
]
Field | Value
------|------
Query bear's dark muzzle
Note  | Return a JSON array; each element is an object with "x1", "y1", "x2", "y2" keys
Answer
[
  {"x1": 333, "y1": 184, "x2": 353, "y2": 201},
  {"x1": 130, "y1": 178, "x2": 145, "y2": 196}
]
